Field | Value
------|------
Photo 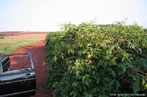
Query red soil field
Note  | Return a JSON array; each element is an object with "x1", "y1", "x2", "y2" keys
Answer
[
  {"x1": 0, "y1": 31, "x2": 50, "y2": 35},
  {"x1": 1, "y1": 32, "x2": 53, "y2": 97},
  {"x1": 0, "y1": 31, "x2": 21, "y2": 35},
  {"x1": 0, "y1": 31, "x2": 50, "y2": 40}
]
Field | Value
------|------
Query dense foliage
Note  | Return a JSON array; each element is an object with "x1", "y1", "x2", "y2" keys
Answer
[{"x1": 45, "y1": 22, "x2": 147, "y2": 97}]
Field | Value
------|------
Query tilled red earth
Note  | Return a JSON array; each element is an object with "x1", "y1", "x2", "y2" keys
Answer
[{"x1": 10, "y1": 40, "x2": 53, "y2": 97}]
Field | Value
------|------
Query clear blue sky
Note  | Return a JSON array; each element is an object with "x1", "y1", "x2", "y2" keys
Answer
[{"x1": 0, "y1": 0, "x2": 147, "y2": 31}]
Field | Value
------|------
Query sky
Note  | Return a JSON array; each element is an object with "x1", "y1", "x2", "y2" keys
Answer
[{"x1": 0, "y1": 0, "x2": 147, "y2": 31}]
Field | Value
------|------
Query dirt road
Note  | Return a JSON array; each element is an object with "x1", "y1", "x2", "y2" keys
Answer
[{"x1": 10, "y1": 40, "x2": 53, "y2": 97}]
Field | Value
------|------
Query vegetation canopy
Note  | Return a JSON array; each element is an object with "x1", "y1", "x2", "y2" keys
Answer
[{"x1": 45, "y1": 22, "x2": 147, "y2": 97}]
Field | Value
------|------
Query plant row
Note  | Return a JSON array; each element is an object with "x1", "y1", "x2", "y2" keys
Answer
[{"x1": 45, "y1": 22, "x2": 147, "y2": 97}]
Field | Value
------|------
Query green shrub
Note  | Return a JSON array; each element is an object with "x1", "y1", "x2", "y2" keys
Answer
[
  {"x1": 0, "y1": 34, "x2": 4, "y2": 39},
  {"x1": 45, "y1": 22, "x2": 147, "y2": 97}
]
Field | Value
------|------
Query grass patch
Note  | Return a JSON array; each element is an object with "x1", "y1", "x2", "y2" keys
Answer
[{"x1": 0, "y1": 40, "x2": 39, "y2": 54}]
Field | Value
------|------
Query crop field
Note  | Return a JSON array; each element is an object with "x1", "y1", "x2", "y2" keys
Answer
[
  {"x1": 0, "y1": 39, "x2": 39, "y2": 54},
  {"x1": 45, "y1": 22, "x2": 147, "y2": 97}
]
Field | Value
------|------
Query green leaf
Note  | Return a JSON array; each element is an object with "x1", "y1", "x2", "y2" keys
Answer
[
  {"x1": 70, "y1": 91, "x2": 74, "y2": 96},
  {"x1": 97, "y1": 78, "x2": 100, "y2": 84},
  {"x1": 85, "y1": 93, "x2": 93, "y2": 97},
  {"x1": 142, "y1": 78, "x2": 146, "y2": 85},
  {"x1": 109, "y1": 79, "x2": 115, "y2": 86},
  {"x1": 89, "y1": 94, "x2": 93, "y2": 97},
  {"x1": 139, "y1": 48, "x2": 142, "y2": 53},
  {"x1": 76, "y1": 70, "x2": 80, "y2": 77},
  {"x1": 133, "y1": 78, "x2": 140, "y2": 93},
  {"x1": 72, "y1": 82, "x2": 78, "y2": 87},
  {"x1": 122, "y1": 64, "x2": 126, "y2": 73},
  {"x1": 87, "y1": 43, "x2": 92, "y2": 47},
  {"x1": 142, "y1": 59, "x2": 147, "y2": 69},
  {"x1": 119, "y1": 63, "x2": 126, "y2": 74},
  {"x1": 82, "y1": 74, "x2": 91, "y2": 86},
  {"x1": 112, "y1": 70, "x2": 116, "y2": 77},
  {"x1": 116, "y1": 80, "x2": 120, "y2": 90},
  {"x1": 70, "y1": 91, "x2": 77, "y2": 97},
  {"x1": 104, "y1": 77, "x2": 111, "y2": 82}
]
